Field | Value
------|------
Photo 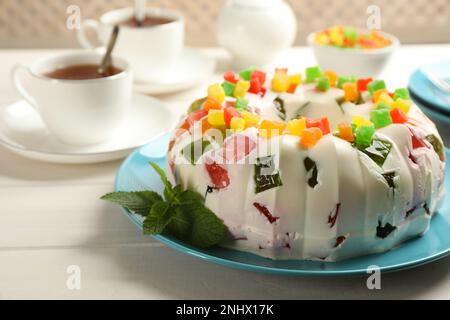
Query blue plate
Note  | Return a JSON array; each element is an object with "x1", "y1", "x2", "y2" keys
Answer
[
  {"x1": 408, "y1": 61, "x2": 450, "y2": 118},
  {"x1": 115, "y1": 133, "x2": 450, "y2": 276}
]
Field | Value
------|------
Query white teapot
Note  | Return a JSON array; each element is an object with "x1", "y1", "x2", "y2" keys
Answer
[{"x1": 216, "y1": 0, "x2": 297, "y2": 68}]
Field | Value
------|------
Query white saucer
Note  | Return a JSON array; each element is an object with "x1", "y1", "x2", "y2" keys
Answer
[
  {"x1": 0, "y1": 94, "x2": 177, "y2": 164},
  {"x1": 133, "y1": 48, "x2": 216, "y2": 95}
]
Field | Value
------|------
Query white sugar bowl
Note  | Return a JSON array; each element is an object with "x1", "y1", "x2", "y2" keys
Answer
[{"x1": 217, "y1": 0, "x2": 297, "y2": 68}]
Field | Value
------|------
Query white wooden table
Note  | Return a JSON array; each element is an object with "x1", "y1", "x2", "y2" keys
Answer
[{"x1": 1, "y1": 46, "x2": 450, "y2": 300}]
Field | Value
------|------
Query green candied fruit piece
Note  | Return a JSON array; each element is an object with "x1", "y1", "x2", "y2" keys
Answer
[
  {"x1": 344, "y1": 27, "x2": 358, "y2": 42},
  {"x1": 221, "y1": 81, "x2": 236, "y2": 97},
  {"x1": 393, "y1": 88, "x2": 410, "y2": 101},
  {"x1": 425, "y1": 134, "x2": 445, "y2": 161},
  {"x1": 337, "y1": 75, "x2": 356, "y2": 88},
  {"x1": 357, "y1": 137, "x2": 392, "y2": 167},
  {"x1": 367, "y1": 80, "x2": 386, "y2": 94},
  {"x1": 239, "y1": 66, "x2": 255, "y2": 81},
  {"x1": 355, "y1": 125, "x2": 375, "y2": 148},
  {"x1": 182, "y1": 139, "x2": 212, "y2": 165},
  {"x1": 235, "y1": 97, "x2": 248, "y2": 111},
  {"x1": 370, "y1": 109, "x2": 392, "y2": 128},
  {"x1": 254, "y1": 155, "x2": 283, "y2": 194},
  {"x1": 305, "y1": 66, "x2": 322, "y2": 83},
  {"x1": 188, "y1": 97, "x2": 207, "y2": 114},
  {"x1": 316, "y1": 76, "x2": 330, "y2": 91},
  {"x1": 376, "y1": 102, "x2": 391, "y2": 110}
]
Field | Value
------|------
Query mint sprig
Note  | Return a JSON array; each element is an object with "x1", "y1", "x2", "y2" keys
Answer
[{"x1": 101, "y1": 162, "x2": 226, "y2": 248}]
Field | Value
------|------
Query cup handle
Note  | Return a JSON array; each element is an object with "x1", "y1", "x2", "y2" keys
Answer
[
  {"x1": 77, "y1": 19, "x2": 101, "y2": 50},
  {"x1": 11, "y1": 65, "x2": 38, "y2": 110}
]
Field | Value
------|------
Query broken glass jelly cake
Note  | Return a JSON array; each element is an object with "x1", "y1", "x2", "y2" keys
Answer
[{"x1": 166, "y1": 66, "x2": 446, "y2": 261}]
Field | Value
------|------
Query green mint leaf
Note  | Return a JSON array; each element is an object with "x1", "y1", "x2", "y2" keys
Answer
[
  {"x1": 178, "y1": 189, "x2": 205, "y2": 205},
  {"x1": 188, "y1": 205, "x2": 226, "y2": 248},
  {"x1": 149, "y1": 162, "x2": 171, "y2": 189},
  {"x1": 101, "y1": 191, "x2": 162, "y2": 216},
  {"x1": 143, "y1": 201, "x2": 173, "y2": 234},
  {"x1": 167, "y1": 207, "x2": 191, "y2": 239}
]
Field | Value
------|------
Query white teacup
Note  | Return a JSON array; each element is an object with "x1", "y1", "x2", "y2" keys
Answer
[
  {"x1": 77, "y1": 7, "x2": 184, "y2": 83},
  {"x1": 11, "y1": 51, "x2": 133, "y2": 146}
]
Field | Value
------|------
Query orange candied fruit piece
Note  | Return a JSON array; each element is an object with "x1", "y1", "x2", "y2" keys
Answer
[
  {"x1": 338, "y1": 122, "x2": 354, "y2": 142},
  {"x1": 203, "y1": 97, "x2": 222, "y2": 111},
  {"x1": 343, "y1": 82, "x2": 359, "y2": 102},
  {"x1": 324, "y1": 70, "x2": 338, "y2": 87},
  {"x1": 258, "y1": 120, "x2": 287, "y2": 138},
  {"x1": 300, "y1": 127, "x2": 323, "y2": 148}
]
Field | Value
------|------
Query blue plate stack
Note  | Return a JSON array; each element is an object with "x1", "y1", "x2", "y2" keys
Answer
[{"x1": 409, "y1": 61, "x2": 450, "y2": 145}]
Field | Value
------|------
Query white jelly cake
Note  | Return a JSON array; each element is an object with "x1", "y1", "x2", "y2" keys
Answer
[{"x1": 166, "y1": 67, "x2": 446, "y2": 261}]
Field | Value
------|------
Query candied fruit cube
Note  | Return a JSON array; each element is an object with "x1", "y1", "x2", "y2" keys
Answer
[
  {"x1": 393, "y1": 88, "x2": 410, "y2": 101},
  {"x1": 392, "y1": 98, "x2": 411, "y2": 114},
  {"x1": 224, "y1": 71, "x2": 238, "y2": 84},
  {"x1": 248, "y1": 77, "x2": 262, "y2": 94},
  {"x1": 343, "y1": 82, "x2": 359, "y2": 102},
  {"x1": 372, "y1": 89, "x2": 388, "y2": 103},
  {"x1": 316, "y1": 76, "x2": 330, "y2": 91},
  {"x1": 324, "y1": 70, "x2": 338, "y2": 87},
  {"x1": 203, "y1": 97, "x2": 222, "y2": 111},
  {"x1": 289, "y1": 73, "x2": 302, "y2": 86},
  {"x1": 329, "y1": 26, "x2": 344, "y2": 46},
  {"x1": 370, "y1": 109, "x2": 392, "y2": 128},
  {"x1": 300, "y1": 127, "x2": 323, "y2": 148},
  {"x1": 208, "y1": 83, "x2": 225, "y2": 103},
  {"x1": 305, "y1": 66, "x2": 322, "y2": 83},
  {"x1": 272, "y1": 71, "x2": 290, "y2": 92},
  {"x1": 251, "y1": 70, "x2": 266, "y2": 85},
  {"x1": 230, "y1": 117, "x2": 246, "y2": 132},
  {"x1": 353, "y1": 116, "x2": 373, "y2": 128},
  {"x1": 234, "y1": 97, "x2": 248, "y2": 111},
  {"x1": 390, "y1": 107, "x2": 408, "y2": 124},
  {"x1": 258, "y1": 120, "x2": 286, "y2": 138},
  {"x1": 338, "y1": 122, "x2": 354, "y2": 142},
  {"x1": 224, "y1": 107, "x2": 241, "y2": 126},
  {"x1": 207, "y1": 109, "x2": 225, "y2": 127},
  {"x1": 241, "y1": 111, "x2": 261, "y2": 127},
  {"x1": 234, "y1": 80, "x2": 250, "y2": 98},
  {"x1": 221, "y1": 81, "x2": 236, "y2": 97},
  {"x1": 315, "y1": 32, "x2": 329, "y2": 45},
  {"x1": 337, "y1": 75, "x2": 356, "y2": 88},
  {"x1": 306, "y1": 117, "x2": 330, "y2": 134},
  {"x1": 367, "y1": 80, "x2": 386, "y2": 95},
  {"x1": 287, "y1": 118, "x2": 306, "y2": 136},
  {"x1": 357, "y1": 78, "x2": 373, "y2": 92},
  {"x1": 376, "y1": 102, "x2": 391, "y2": 110},
  {"x1": 355, "y1": 125, "x2": 375, "y2": 148},
  {"x1": 375, "y1": 92, "x2": 394, "y2": 106},
  {"x1": 286, "y1": 83, "x2": 298, "y2": 93},
  {"x1": 239, "y1": 67, "x2": 255, "y2": 81}
]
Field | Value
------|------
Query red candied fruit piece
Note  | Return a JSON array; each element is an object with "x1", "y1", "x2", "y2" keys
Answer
[
  {"x1": 253, "y1": 202, "x2": 279, "y2": 224},
  {"x1": 224, "y1": 106, "x2": 242, "y2": 126},
  {"x1": 287, "y1": 83, "x2": 298, "y2": 94},
  {"x1": 224, "y1": 71, "x2": 238, "y2": 84},
  {"x1": 251, "y1": 70, "x2": 266, "y2": 85},
  {"x1": 248, "y1": 77, "x2": 262, "y2": 94},
  {"x1": 410, "y1": 132, "x2": 427, "y2": 149},
  {"x1": 187, "y1": 109, "x2": 208, "y2": 126},
  {"x1": 390, "y1": 108, "x2": 408, "y2": 124},
  {"x1": 306, "y1": 117, "x2": 330, "y2": 135},
  {"x1": 356, "y1": 78, "x2": 372, "y2": 92},
  {"x1": 258, "y1": 87, "x2": 267, "y2": 98},
  {"x1": 205, "y1": 162, "x2": 230, "y2": 189}
]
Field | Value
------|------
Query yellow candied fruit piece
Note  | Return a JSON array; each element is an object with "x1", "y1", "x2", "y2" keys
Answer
[
  {"x1": 207, "y1": 83, "x2": 225, "y2": 103},
  {"x1": 207, "y1": 109, "x2": 225, "y2": 127},
  {"x1": 288, "y1": 74, "x2": 302, "y2": 86},
  {"x1": 324, "y1": 70, "x2": 338, "y2": 87},
  {"x1": 329, "y1": 26, "x2": 344, "y2": 46},
  {"x1": 314, "y1": 32, "x2": 329, "y2": 45},
  {"x1": 241, "y1": 111, "x2": 261, "y2": 125},
  {"x1": 287, "y1": 118, "x2": 306, "y2": 136},
  {"x1": 233, "y1": 80, "x2": 250, "y2": 98},
  {"x1": 272, "y1": 71, "x2": 290, "y2": 92},
  {"x1": 258, "y1": 120, "x2": 287, "y2": 138},
  {"x1": 392, "y1": 98, "x2": 411, "y2": 114},
  {"x1": 230, "y1": 117, "x2": 246, "y2": 132},
  {"x1": 375, "y1": 92, "x2": 394, "y2": 106},
  {"x1": 353, "y1": 116, "x2": 373, "y2": 128}
]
